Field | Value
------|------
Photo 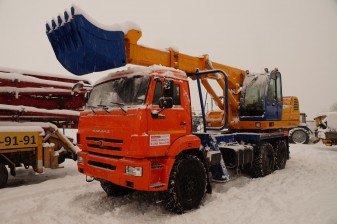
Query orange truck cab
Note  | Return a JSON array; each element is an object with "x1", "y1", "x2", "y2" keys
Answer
[{"x1": 77, "y1": 66, "x2": 199, "y2": 192}]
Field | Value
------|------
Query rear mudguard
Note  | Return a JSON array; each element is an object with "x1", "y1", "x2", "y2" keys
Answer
[{"x1": 46, "y1": 7, "x2": 126, "y2": 75}]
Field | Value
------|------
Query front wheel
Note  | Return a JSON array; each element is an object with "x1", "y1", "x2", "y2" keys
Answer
[
  {"x1": 162, "y1": 154, "x2": 207, "y2": 214},
  {"x1": 0, "y1": 163, "x2": 8, "y2": 188}
]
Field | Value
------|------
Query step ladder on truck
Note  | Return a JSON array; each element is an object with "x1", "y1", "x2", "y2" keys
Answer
[{"x1": 46, "y1": 6, "x2": 300, "y2": 213}]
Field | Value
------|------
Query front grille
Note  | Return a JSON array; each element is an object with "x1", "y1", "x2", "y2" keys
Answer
[
  {"x1": 86, "y1": 137, "x2": 123, "y2": 151},
  {"x1": 88, "y1": 160, "x2": 116, "y2": 171},
  {"x1": 88, "y1": 151, "x2": 123, "y2": 159},
  {"x1": 86, "y1": 137, "x2": 123, "y2": 143},
  {"x1": 87, "y1": 144, "x2": 121, "y2": 151}
]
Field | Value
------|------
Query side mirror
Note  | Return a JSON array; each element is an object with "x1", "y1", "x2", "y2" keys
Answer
[
  {"x1": 159, "y1": 97, "x2": 173, "y2": 109},
  {"x1": 163, "y1": 79, "x2": 174, "y2": 97}
]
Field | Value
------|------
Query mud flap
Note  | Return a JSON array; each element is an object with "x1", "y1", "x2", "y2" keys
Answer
[{"x1": 46, "y1": 7, "x2": 126, "y2": 75}]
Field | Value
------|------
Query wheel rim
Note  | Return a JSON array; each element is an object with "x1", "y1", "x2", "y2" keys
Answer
[{"x1": 292, "y1": 130, "x2": 307, "y2": 144}]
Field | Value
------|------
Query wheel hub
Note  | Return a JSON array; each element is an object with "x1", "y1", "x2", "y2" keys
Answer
[{"x1": 293, "y1": 130, "x2": 306, "y2": 143}]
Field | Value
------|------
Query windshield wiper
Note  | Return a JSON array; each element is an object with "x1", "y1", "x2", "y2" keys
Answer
[
  {"x1": 110, "y1": 102, "x2": 127, "y2": 113},
  {"x1": 87, "y1": 105, "x2": 98, "y2": 114},
  {"x1": 97, "y1": 104, "x2": 111, "y2": 114}
]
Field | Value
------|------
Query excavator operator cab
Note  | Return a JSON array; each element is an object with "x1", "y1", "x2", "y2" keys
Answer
[{"x1": 240, "y1": 69, "x2": 283, "y2": 121}]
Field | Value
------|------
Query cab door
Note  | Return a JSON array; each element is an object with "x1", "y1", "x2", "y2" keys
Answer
[
  {"x1": 147, "y1": 78, "x2": 191, "y2": 155},
  {"x1": 265, "y1": 72, "x2": 283, "y2": 120}
]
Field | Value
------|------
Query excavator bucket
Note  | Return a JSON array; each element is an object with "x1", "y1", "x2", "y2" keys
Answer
[{"x1": 46, "y1": 7, "x2": 126, "y2": 75}]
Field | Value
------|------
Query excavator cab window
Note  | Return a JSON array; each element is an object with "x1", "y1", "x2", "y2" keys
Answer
[
  {"x1": 267, "y1": 73, "x2": 282, "y2": 105},
  {"x1": 267, "y1": 78, "x2": 276, "y2": 104},
  {"x1": 240, "y1": 74, "x2": 267, "y2": 117}
]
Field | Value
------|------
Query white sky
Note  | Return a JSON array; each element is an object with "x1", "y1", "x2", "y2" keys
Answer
[{"x1": 0, "y1": 0, "x2": 337, "y2": 119}]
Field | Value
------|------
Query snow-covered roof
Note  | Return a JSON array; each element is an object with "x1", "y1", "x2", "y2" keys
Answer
[
  {"x1": 95, "y1": 65, "x2": 187, "y2": 85},
  {"x1": 0, "y1": 66, "x2": 90, "y2": 83},
  {"x1": 0, "y1": 104, "x2": 80, "y2": 117},
  {"x1": 0, "y1": 71, "x2": 76, "y2": 89},
  {"x1": 0, "y1": 125, "x2": 44, "y2": 134}
]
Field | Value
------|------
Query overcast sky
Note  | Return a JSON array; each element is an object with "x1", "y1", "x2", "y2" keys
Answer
[{"x1": 0, "y1": 0, "x2": 337, "y2": 119}]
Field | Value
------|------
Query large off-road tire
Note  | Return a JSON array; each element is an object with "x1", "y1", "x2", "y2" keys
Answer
[
  {"x1": 251, "y1": 142, "x2": 275, "y2": 178},
  {"x1": 100, "y1": 181, "x2": 134, "y2": 197},
  {"x1": 0, "y1": 163, "x2": 8, "y2": 188},
  {"x1": 274, "y1": 140, "x2": 288, "y2": 170},
  {"x1": 162, "y1": 154, "x2": 207, "y2": 214},
  {"x1": 289, "y1": 128, "x2": 310, "y2": 144}
]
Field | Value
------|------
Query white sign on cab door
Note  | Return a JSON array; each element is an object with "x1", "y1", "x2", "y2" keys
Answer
[{"x1": 150, "y1": 134, "x2": 170, "y2": 146}]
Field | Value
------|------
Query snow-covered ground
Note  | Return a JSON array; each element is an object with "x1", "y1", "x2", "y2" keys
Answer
[{"x1": 1, "y1": 142, "x2": 336, "y2": 224}]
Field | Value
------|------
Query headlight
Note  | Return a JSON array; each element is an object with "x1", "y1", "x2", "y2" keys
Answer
[
  {"x1": 77, "y1": 155, "x2": 84, "y2": 164},
  {"x1": 125, "y1": 166, "x2": 142, "y2": 176}
]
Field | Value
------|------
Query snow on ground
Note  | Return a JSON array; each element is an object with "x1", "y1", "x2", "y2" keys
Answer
[{"x1": 1, "y1": 143, "x2": 337, "y2": 224}]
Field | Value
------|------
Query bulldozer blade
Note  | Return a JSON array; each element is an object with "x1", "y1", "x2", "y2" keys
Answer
[{"x1": 46, "y1": 7, "x2": 126, "y2": 75}]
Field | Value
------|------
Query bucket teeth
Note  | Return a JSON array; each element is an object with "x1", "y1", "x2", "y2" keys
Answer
[
  {"x1": 57, "y1": 16, "x2": 62, "y2": 26},
  {"x1": 46, "y1": 23, "x2": 51, "y2": 33},
  {"x1": 51, "y1": 19, "x2": 57, "y2": 30},
  {"x1": 71, "y1": 6, "x2": 75, "y2": 16},
  {"x1": 64, "y1": 11, "x2": 69, "y2": 22}
]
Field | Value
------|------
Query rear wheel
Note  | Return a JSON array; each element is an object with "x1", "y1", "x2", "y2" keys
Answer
[
  {"x1": 289, "y1": 128, "x2": 310, "y2": 144},
  {"x1": 162, "y1": 154, "x2": 206, "y2": 214},
  {"x1": 275, "y1": 140, "x2": 287, "y2": 170},
  {"x1": 0, "y1": 163, "x2": 8, "y2": 188},
  {"x1": 100, "y1": 181, "x2": 134, "y2": 197},
  {"x1": 251, "y1": 142, "x2": 275, "y2": 178}
]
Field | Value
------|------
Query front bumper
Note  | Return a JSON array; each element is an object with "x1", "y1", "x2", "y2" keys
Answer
[{"x1": 77, "y1": 151, "x2": 174, "y2": 191}]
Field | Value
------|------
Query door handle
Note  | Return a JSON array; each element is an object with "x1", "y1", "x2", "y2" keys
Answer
[{"x1": 180, "y1": 121, "x2": 187, "y2": 126}]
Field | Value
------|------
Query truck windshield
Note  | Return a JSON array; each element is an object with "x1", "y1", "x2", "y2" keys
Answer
[
  {"x1": 87, "y1": 76, "x2": 150, "y2": 108},
  {"x1": 240, "y1": 74, "x2": 267, "y2": 116}
]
